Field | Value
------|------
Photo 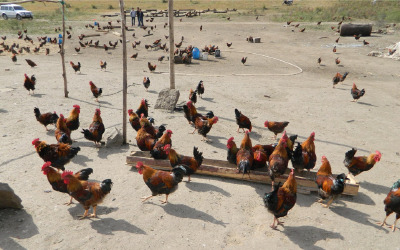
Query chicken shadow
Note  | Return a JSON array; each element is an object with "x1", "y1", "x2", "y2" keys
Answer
[
  {"x1": 330, "y1": 206, "x2": 388, "y2": 232},
  {"x1": 200, "y1": 134, "x2": 227, "y2": 149},
  {"x1": 0, "y1": 108, "x2": 8, "y2": 113},
  {"x1": 0, "y1": 209, "x2": 39, "y2": 250},
  {"x1": 97, "y1": 144, "x2": 130, "y2": 159},
  {"x1": 341, "y1": 191, "x2": 375, "y2": 206},
  {"x1": 157, "y1": 203, "x2": 228, "y2": 227},
  {"x1": 282, "y1": 226, "x2": 344, "y2": 250},
  {"x1": 90, "y1": 218, "x2": 146, "y2": 235},
  {"x1": 67, "y1": 205, "x2": 119, "y2": 220},
  {"x1": 31, "y1": 93, "x2": 46, "y2": 98},
  {"x1": 356, "y1": 102, "x2": 377, "y2": 107},
  {"x1": 68, "y1": 97, "x2": 120, "y2": 111},
  {"x1": 184, "y1": 178, "x2": 231, "y2": 197},
  {"x1": 147, "y1": 90, "x2": 158, "y2": 94},
  {"x1": 360, "y1": 181, "x2": 388, "y2": 195},
  {"x1": 200, "y1": 97, "x2": 215, "y2": 103},
  {"x1": 98, "y1": 100, "x2": 113, "y2": 106},
  {"x1": 71, "y1": 154, "x2": 93, "y2": 166}
]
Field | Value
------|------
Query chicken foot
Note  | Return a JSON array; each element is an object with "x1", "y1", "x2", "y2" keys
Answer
[
  {"x1": 160, "y1": 195, "x2": 169, "y2": 204},
  {"x1": 388, "y1": 218, "x2": 399, "y2": 232},
  {"x1": 376, "y1": 215, "x2": 390, "y2": 227},
  {"x1": 322, "y1": 198, "x2": 334, "y2": 208},
  {"x1": 64, "y1": 196, "x2": 74, "y2": 205},
  {"x1": 141, "y1": 195, "x2": 155, "y2": 203}
]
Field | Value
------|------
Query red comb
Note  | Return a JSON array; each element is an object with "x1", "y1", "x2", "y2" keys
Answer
[
  {"x1": 164, "y1": 144, "x2": 171, "y2": 150},
  {"x1": 96, "y1": 109, "x2": 101, "y2": 114},
  {"x1": 227, "y1": 137, "x2": 234, "y2": 143},
  {"x1": 128, "y1": 109, "x2": 133, "y2": 114},
  {"x1": 264, "y1": 121, "x2": 268, "y2": 127},
  {"x1": 41, "y1": 162, "x2": 52, "y2": 170},
  {"x1": 32, "y1": 138, "x2": 40, "y2": 145},
  {"x1": 73, "y1": 105, "x2": 80, "y2": 109},
  {"x1": 141, "y1": 113, "x2": 144, "y2": 118},
  {"x1": 136, "y1": 162, "x2": 144, "y2": 168},
  {"x1": 89, "y1": 81, "x2": 93, "y2": 85},
  {"x1": 166, "y1": 129, "x2": 173, "y2": 134},
  {"x1": 311, "y1": 132, "x2": 315, "y2": 137},
  {"x1": 61, "y1": 170, "x2": 73, "y2": 179},
  {"x1": 213, "y1": 116, "x2": 219, "y2": 123},
  {"x1": 59, "y1": 114, "x2": 64, "y2": 118}
]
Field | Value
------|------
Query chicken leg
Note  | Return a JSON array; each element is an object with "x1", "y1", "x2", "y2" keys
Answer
[
  {"x1": 64, "y1": 196, "x2": 74, "y2": 205},
  {"x1": 160, "y1": 195, "x2": 169, "y2": 204},
  {"x1": 78, "y1": 209, "x2": 89, "y2": 220},
  {"x1": 141, "y1": 195, "x2": 155, "y2": 203},
  {"x1": 376, "y1": 215, "x2": 390, "y2": 227},
  {"x1": 322, "y1": 198, "x2": 334, "y2": 208},
  {"x1": 387, "y1": 214, "x2": 400, "y2": 232}
]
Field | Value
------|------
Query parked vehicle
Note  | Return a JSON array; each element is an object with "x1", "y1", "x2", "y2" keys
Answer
[{"x1": 1, "y1": 4, "x2": 33, "y2": 20}]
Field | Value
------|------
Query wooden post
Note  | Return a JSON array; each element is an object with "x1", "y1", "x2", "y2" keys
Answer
[
  {"x1": 61, "y1": 1, "x2": 68, "y2": 97},
  {"x1": 119, "y1": 0, "x2": 128, "y2": 144},
  {"x1": 168, "y1": 0, "x2": 175, "y2": 89}
]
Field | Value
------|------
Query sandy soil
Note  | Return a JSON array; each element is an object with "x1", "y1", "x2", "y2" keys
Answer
[{"x1": 1, "y1": 14, "x2": 400, "y2": 249}]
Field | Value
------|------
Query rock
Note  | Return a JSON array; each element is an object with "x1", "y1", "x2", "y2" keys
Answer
[
  {"x1": 154, "y1": 88, "x2": 180, "y2": 111},
  {"x1": 0, "y1": 183, "x2": 23, "y2": 209},
  {"x1": 104, "y1": 127, "x2": 123, "y2": 148},
  {"x1": 367, "y1": 51, "x2": 383, "y2": 57}
]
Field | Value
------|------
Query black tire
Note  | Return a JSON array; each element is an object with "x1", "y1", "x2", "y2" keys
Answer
[
  {"x1": 2, "y1": 14, "x2": 8, "y2": 20},
  {"x1": 16, "y1": 14, "x2": 22, "y2": 20}
]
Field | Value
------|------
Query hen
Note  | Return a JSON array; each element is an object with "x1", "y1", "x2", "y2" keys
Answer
[
  {"x1": 377, "y1": 179, "x2": 400, "y2": 232},
  {"x1": 41, "y1": 162, "x2": 93, "y2": 205},
  {"x1": 291, "y1": 132, "x2": 316, "y2": 174},
  {"x1": 32, "y1": 138, "x2": 80, "y2": 171},
  {"x1": 89, "y1": 81, "x2": 102, "y2": 102},
  {"x1": 81, "y1": 109, "x2": 105, "y2": 147},
  {"x1": 196, "y1": 80, "x2": 205, "y2": 98},
  {"x1": 150, "y1": 130, "x2": 173, "y2": 159},
  {"x1": 235, "y1": 108, "x2": 252, "y2": 133},
  {"x1": 343, "y1": 148, "x2": 381, "y2": 182},
  {"x1": 70, "y1": 61, "x2": 81, "y2": 74},
  {"x1": 34, "y1": 107, "x2": 59, "y2": 131},
  {"x1": 164, "y1": 145, "x2": 203, "y2": 182},
  {"x1": 268, "y1": 132, "x2": 289, "y2": 189},
  {"x1": 55, "y1": 114, "x2": 72, "y2": 144},
  {"x1": 192, "y1": 116, "x2": 219, "y2": 142},
  {"x1": 316, "y1": 156, "x2": 348, "y2": 208},
  {"x1": 61, "y1": 171, "x2": 113, "y2": 219},
  {"x1": 351, "y1": 83, "x2": 365, "y2": 102},
  {"x1": 65, "y1": 105, "x2": 80, "y2": 137},
  {"x1": 236, "y1": 131, "x2": 254, "y2": 177},
  {"x1": 24, "y1": 74, "x2": 36, "y2": 95},
  {"x1": 128, "y1": 109, "x2": 141, "y2": 131},
  {"x1": 136, "y1": 161, "x2": 186, "y2": 204},
  {"x1": 264, "y1": 169, "x2": 297, "y2": 229},
  {"x1": 264, "y1": 121, "x2": 289, "y2": 140},
  {"x1": 143, "y1": 77, "x2": 150, "y2": 91}
]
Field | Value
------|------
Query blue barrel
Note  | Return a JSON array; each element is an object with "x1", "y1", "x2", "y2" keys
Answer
[
  {"x1": 94, "y1": 21, "x2": 98, "y2": 26},
  {"x1": 58, "y1": 39, "x2": 62, "y2": 44},
  {"x1": 47, "y1": 37, "x2": 51, "y2": 42},
  {"x1": 58, "y1": 34, "x2": 62, "y2": 38},
  {"x1": 193, "y1": 47, "x2": 200, "y2": 59}
]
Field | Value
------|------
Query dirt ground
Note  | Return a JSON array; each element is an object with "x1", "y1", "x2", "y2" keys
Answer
[{"x1": 1, "y1": 14, "x2": 400, "y2": 250}]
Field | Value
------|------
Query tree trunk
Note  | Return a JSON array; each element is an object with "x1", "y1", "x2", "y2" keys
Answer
[
  {"x1": 119, "y1": 0, "x2": 128, "y2": 144},
  {"x1": 168, "y1": 0, "x2": 175, "y2": 89},
  {"x1": 61, "y1": 1, "x2": 68, "y2": 97}
]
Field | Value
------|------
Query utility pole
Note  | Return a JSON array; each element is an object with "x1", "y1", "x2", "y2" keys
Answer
[
  {"x1": 119, "y1": 0, "x2": 128, "y2": 144},
  {"x1": 168, "y1": 0, "x2": 175, "y2": 89},
  {"x1": 61, "y1": 1, "x2": 68, "y2": 97}
]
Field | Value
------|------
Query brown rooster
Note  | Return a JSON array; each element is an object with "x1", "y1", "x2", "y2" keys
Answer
[
  {"x1": 148, "y1": 62, "x2": 156, "y2": 72},
  {"x1": 89, "y1": 81, "x2": 102, "y2": 102},
  {"x1": 268, "y1": 132, "x2": 289, "y2": 190},
  {"x1": 24, "y1": 74, "x2": 36, "y2": 95},
  {"x1": 264, "y1": 121, "x2": 289, "y2": 140},
  {"x1": 81, "y1": 109, "x2": 105, "y2": 147},
  {"x1": 236, "y1": 131, "x2": 254, "y2": 177},
  {"x1": 34, "y1": 107, "x2": 59, "y2": 131}
]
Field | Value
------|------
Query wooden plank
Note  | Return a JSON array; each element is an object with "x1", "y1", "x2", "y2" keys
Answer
[
  {"x1": 101, "y1": 14, "x2": 119, "y2": 17},
  {"x1": 83, "y1": 33, "x2": 101, "y2": 37},
  {"x1": 126, "y1": 152, "x2": 359, "y2": 196}
]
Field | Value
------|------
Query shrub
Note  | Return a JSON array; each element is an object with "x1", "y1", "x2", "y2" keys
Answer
[
  {"x1": 108, "y1": 5, "x2": 114, "y2": 10},
  {"x1": 91, "y1": 4, "x2": 97, "y2": 9}
]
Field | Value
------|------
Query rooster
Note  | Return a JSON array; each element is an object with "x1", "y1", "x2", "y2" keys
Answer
[
  {"x1": 34, "y1": 107, "x2": 59, "y2": 131},
  {"x1": 236, "y1": 131, "x2": 253, "y2": 177},
  {"x1": 70, "y1": 61, "x2": 81, "y2": 74},
  {"x1": 343, "y1": 148, "x2": 381, "y2": 182},
  {"x1": 363, "y1": 40, "x2": 369, "y2": 45},
  {"x1": 104, "y1": 44, "x2": 109, "y2": 51},
  {"x1": 148, "y1": 62, "x2": 156, "y2": 72},
  {"x1": 200, "y1": 25, "x2": 202, "y2": 31},
  {"x1": 241, "y1": 57, "x2": 247, "y2": 65},
  {"x1": 164, "y1": 145, "x2": 204, "y2": 182},
  {"x1": 41, "y1": 162, "x2": 93, "y2": 205},
  {"x1": 32, "y1": 138, "x2": 80, "y2": 171},
  {"x1": 299, "y1": 28, "x2": 305, "y2": 32},
  {"x1": 268, "y1": 132, "x2": 289, "y2": 189},
  {"x1": 316, "y1": 156, "x2": 348, "y2": 208},
  {"x1": 100, "y1": 61, "x2": 107, "y2": 71},
  {"x1": 253, "y1": 149, "x2": 268, "y2": 169},
  {"x1": 183, "y1": 100, "x2": 213, "y2": 125},
  {"x1": 131, "y1": 53, "x2": 138, "y2": 59},
  {"x1": 25, "y1": 59, "x2": 37, "y2": 67},
  {"x1": 136, "y1": 162, "x2": 186, "y2": 204},
  {"x1": 264, "y1": 169, "x2": 297, "y2": 229},
  {"x1": 81, "y1": 109, "x2": 105, "y2": 147},
  {"x1": 75, "y1": 47, "x2": 80, "y2": 53},
  {"x1": 335, "y1": 37, "x2": 340, "y2": 43},
  {"x1": 189, "y1": 89, "x2": 197, "y2": 104},
  {"x1": 227, "y1": 42, "x2": 232, "y2": 48},
  {"x1": 55, "y1": 114, "x2": 72, "y2": 144},
  {"x1": 235, "y1": 108, "x2": 252, "y2": 133},
  {"x1": 264, "y1": 121, "x2": 289, "y2": 140},
  {"x1": 291, "y1": 132, "x2": 316, "y2": 174},
  {"x1": 226, "y1": 137, "x2": 239, "y2": 165},
  {"x1": 335, "y1": 57, "x2": 340, "y2": 65},
  {"x1": 24, "y1": 74, "x2": 36, "y2": 94},
  {"x1": 89, "y1": 81, "x2": 102, "y2": 102},
  {"x1": 158, "y1": 56, "x2": 165, "y2": 62},
  {"x1": 150, "y1": 130, "x2": 173, "y2": 159},
  {"x1": 196, "y1": 80, "x2": 205, "y2": 98},
  {"x1": 11, "y1": 53, "x2": 17, "y2": 64},
  {"x1": 192, "y1": 116, "x2": 219, "y2": 142},
  {"x1": 139, "y1": 114, "x2": 165, "y2": 139},
  {"x1": 377, "y1": 179, "x2": 400, "y2": 232},
  {"x1": 128, "y1": 109, "x2": 141, "y2": 131},
  {"x1": 136, "y1": 126, "x2": 156, "y2": 151},
  {"x1": 332, "y1": 72, "x2": 342, "y2": 88},
  {"x1": 61, "y1": 171, "x2": 113, "y2": 219},
  {"x1": 143, "y1": 77, "x2": 150, "y2": 91},
  {"x1": 46, "y1": 48, "x2": 50, "y2": 55},
  {"x1": 351, "y1": 83, "x2": 365, "y2": 102},
  {"x1": 317, "y1": 57, "x2": 321, "y2": 65},
  {"x1": 65, "y1": 105, "x2": 80, "y2": 136},
  {"x1": 136, "y1": 99, "x2": 149, "y2": 118}
]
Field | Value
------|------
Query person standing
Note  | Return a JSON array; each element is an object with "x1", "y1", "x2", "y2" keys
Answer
[
  {"x1": 139, "y1": 9, "x2": 144, "y2": 26},
  {"x1": 130, "y1": 7, "x2": 136, "y2": 26},
  {"x1": 137, "y1": 8, "x2": 141, "y2": 26}
]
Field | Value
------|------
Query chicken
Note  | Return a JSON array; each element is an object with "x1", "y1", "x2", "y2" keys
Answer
[
  {"x1": 158, "y1": 56, "x2": 165, "y2": 62},
  {"x1": 332, "y1": 72, "x2": 342, "y2": 88},
  {"x1": 81, "y1": 109, "x2": 105, "y2": 147},
  {"x1": 75, "y1": 47, "x2": 80, "y2": 53},
  {"x1": 343, "y1": 148, "x2": 381, "y2": 183},
  {"x1": 23, "y1": 74, "x2": 37, "y2": 95},
  {"x1": 46, "y1": 48, "x2": 50, "y2": 55},
  {"x1": 317, "y1": 57, "x2": 321, "y2": 65},
  {"x1": 89, "y1": 81, "x2": 102, "y2": 102},
  {"x1": 131, "y1": 53, "x2": 138, "y2": 59},
  {"x1": 11, "y1": 53, "x2": 17, "y2": 64},
  {"x1": 315, "y1": 156, "x2": 348, "y2": 208},
  {"x1": 200, "y1": 25, "x2": 202, "y2": 31},
  {"x1": 291, "y1": 132, "x2": 316, "y2": 174},
  {"x1": 268, "y1": 133, "x2": 289, "y2": 189},
  {"x1": 235, "y1": 108, "x2": 252, "y2": 133},
  {"x1": 34, "y1": 107, "x2": 59, "y2": 131},
  {"x1": 299, "y1": 28, "x2": 305, "y2": 32},
  {"x1": 25, "y1": 59, "x2": 37, "y2": 67},
  {"x1": 226, "y1": 137, "x2": 239, "y2": 165},
  {"x1": 264, "y1": 169, "x2": 297, "y2": 229},
  {"x1": 61, "y1": 171, "x2": 113, "y2": 219},
  {"x1": 189, "y1": 89, "x2": 197, "y2": 104},
  {"x1": 377, "y1": 179, "x2": 400, "y2": 232},
  {"x1": 136, "y1": 99, "x2": 149, "y2": 118},
  {"x1": 54, "y1": 114, "x2": 72, "y2": 144},
  {"x1": 192, "y1": 116, "x2": 219, "y2": 142},
  {"x1": 100, "y1": 61, "x2": 107, "y2": 71},
  {"x1": 335, "y1": 37, "x2": 340, "y2": 43},
  {"x1": 236, "y1": 131, "x2": 254, "y2": 177},
  {"x1": 264, "y1": 121, "x2": 289, "y2": 140},
  {"x1": 103, "y1": 44, "x2": 109, "y2": 51},
  {"x1": 32, "y1": 138, "x2": 80, "y2": 171},
  {"x1": 341, "y1": 72, "x2": 349, "y2": 83},
  {"x1": 41, "y1": 162, "x2": 93, "y2": 205},
  {"x1": 196, "y1": 80, "x2": 205, "y2": 98},
  {"x1": 136, "y1": 126, "x2": 157, "y2": 151},
  {"x1": 150, "y1": 130, "x2": 173, "y2": 159},
  {"x1": 128, "y1": 109, "x2": 141, "y2": 131},
  {"x1": 143, "y1": 77, "x2": 150, "y2": 91},
  {"x1": 183, "y1": 100, "x2": 213, "y2": 125},
  {"x1": 70, "y1": 61, "x2": 81, "y2": 74},
  {"x1": 241, "y1": 57, "x2": 247, "y2": 65},
  {"x1": 253, "y1": 149, "x2": 268, "y2": 169},
  {"x1": 136, "y1": 162, "x2": 186, "y2": 204},
  {"x1": 335, "y1": 57, "x2": 340, "y2": 65},
  {"x1": 227, "y1": 42, "x2": 232, "y2": 48},
  {"x1": 363, "y1": 40, "x2": 369, "y2": 45},
  {"x1": 139, "y1": 114, "x2": 166, "y2": 139},
  {"x1": 351, "y1": 83, "x2": 365, "y2": 102},
  {"x1": 148, "y1": 62, "x2": 156, "y2": 72},
  {"x1": 333, "y1": 46, "x2": 337, "y2": 53},
  {"x1": 65, "y1": 105, "x2": 80, "y2": 136}
]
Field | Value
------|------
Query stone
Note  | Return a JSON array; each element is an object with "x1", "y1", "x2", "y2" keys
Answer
[
  {"x1": 0, "y1": 183, "x2": 23, "y2": 209},
  {"x1": 104, "y1": 127, "x2": 123, "y2": 148},
  {"x1": 154, "y1": 88, "x2": 180, "y2": 111}
]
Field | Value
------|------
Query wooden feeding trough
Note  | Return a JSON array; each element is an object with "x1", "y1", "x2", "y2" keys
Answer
[{"x1": 126, "y1": 151, "x2": 359, "y2": 196}]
